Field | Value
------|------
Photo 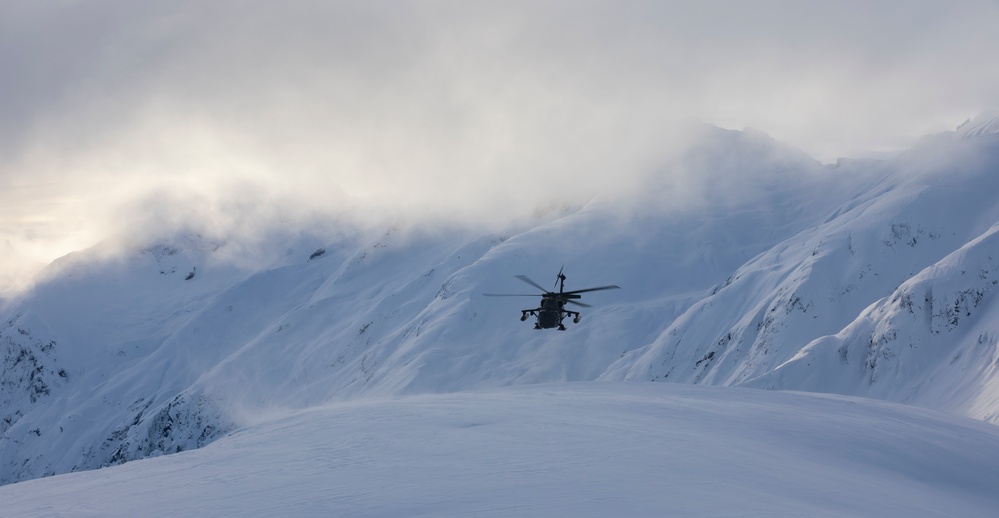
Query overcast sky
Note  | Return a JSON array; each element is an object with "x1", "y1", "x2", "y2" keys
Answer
[{"x1": 2, "y1": 0, "x2": 998, "y2": 264}]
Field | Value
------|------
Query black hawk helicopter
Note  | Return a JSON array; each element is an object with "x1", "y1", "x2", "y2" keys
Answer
[{"x1": 484, "y1": 268, "x2": 620, "y2": 330}]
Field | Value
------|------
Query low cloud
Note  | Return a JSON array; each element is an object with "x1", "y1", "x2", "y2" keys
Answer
[{"x1": 2, "y1": 0, "x2": 998, "y2": 266}]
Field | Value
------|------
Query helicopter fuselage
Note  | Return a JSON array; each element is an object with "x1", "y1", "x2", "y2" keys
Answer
[
  {"x1": 487, "y1": 269, "x2": 618, "y2": 331},
  {"x1": 522, "y1": 296, "x2": 580, "y2": 330}
]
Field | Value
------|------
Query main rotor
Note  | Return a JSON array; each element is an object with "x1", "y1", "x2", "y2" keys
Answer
[{"x1": 488, "y1": 267, "x2": 620, "y2": 308}]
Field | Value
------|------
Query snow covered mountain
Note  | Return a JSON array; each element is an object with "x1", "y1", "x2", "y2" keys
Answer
[{"x1": 3, "y1": 115, "x2": 999, "y2": 490}]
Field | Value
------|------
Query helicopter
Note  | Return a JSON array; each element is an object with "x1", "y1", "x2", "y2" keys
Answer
[{"x1": 484, "y1": 268, "x2": 620, "y2": 330}]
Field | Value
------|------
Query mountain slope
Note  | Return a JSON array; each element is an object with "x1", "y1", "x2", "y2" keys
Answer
[
  {"x1": 745, "y1": 220, "x2": 999, "y2": 419},
  {"x1": 3, "y1": 119, "x2": 999, "y2": 485},
  {"x1": 605, "y1": 133, "x2": 999, "y2": 403}
]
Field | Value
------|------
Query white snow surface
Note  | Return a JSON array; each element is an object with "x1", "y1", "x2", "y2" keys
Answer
[
  {"x1": 3, "y1": 118, "x2": 999, "y2": 511},
  {"x1": 3, "y1": 383, "x2": 999, "y2": 518}
]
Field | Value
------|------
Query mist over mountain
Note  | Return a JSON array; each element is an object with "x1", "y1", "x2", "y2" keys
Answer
[
  {"x1": 3, "y1": 116, "x2": 999, "y2": 510},
  {"x1": 0, "y1": 241, "x2": 44, "y2": 294}
]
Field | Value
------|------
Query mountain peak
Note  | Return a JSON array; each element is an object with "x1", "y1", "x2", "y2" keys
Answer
[{"x1": 956, "y1": 110, "x2": 999, "y2": 138}]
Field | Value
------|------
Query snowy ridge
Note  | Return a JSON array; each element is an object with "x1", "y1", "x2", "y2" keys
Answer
[
  {"x1": 605, "y1": 128, "x2": 999, "y2": 399},
  {"x1": 958, "y1": 110, "x2": 999, "y2": 138},
  {"x1": 4, "y1": 120, "x2": 999, "y2": 490},
  {"x1": 747, "y1": 221, "x2": 999, "y2": 418}
]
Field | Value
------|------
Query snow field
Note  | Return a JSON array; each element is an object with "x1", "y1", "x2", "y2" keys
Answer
[{"x1": 3, "y1": 383, "x2": 999, "y2": 517}]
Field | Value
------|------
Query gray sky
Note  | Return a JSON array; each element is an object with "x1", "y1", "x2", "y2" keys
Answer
[{"x1": 2, "y1": 0, "x2": 998, "y2": 264}]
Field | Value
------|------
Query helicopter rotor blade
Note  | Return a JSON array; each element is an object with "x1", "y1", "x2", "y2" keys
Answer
[
  {"x1": 515, "y1": 275, "x2": 552, "y2": 294},
  {"x1": 567, "y1": 299, "x2": 592, "y2": 308},
  {"x1": 482, "y1": 293, "x2": 542, "y2": 297},
  {"x1": 562, "y1": 285, "x2": 621, "y2": 295}
]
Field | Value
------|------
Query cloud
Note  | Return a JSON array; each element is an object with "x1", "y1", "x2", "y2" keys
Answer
[{"x1": 1, "y1": 0, "x2": 998, "y2": 264}]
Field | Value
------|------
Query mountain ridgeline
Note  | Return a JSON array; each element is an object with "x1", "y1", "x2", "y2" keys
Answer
[{"x1": 3, "y1": 114, "x2": 999, "y2": 485}]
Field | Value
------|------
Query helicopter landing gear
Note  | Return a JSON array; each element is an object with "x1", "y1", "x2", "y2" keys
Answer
[{"x1": 558, "y1": 324, "x2": 566, "y2": 331}]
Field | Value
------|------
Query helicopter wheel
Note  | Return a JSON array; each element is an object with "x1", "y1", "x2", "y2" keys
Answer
[{"x1": 558, "y1": 324, "x2": 566, "y2": 331}]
